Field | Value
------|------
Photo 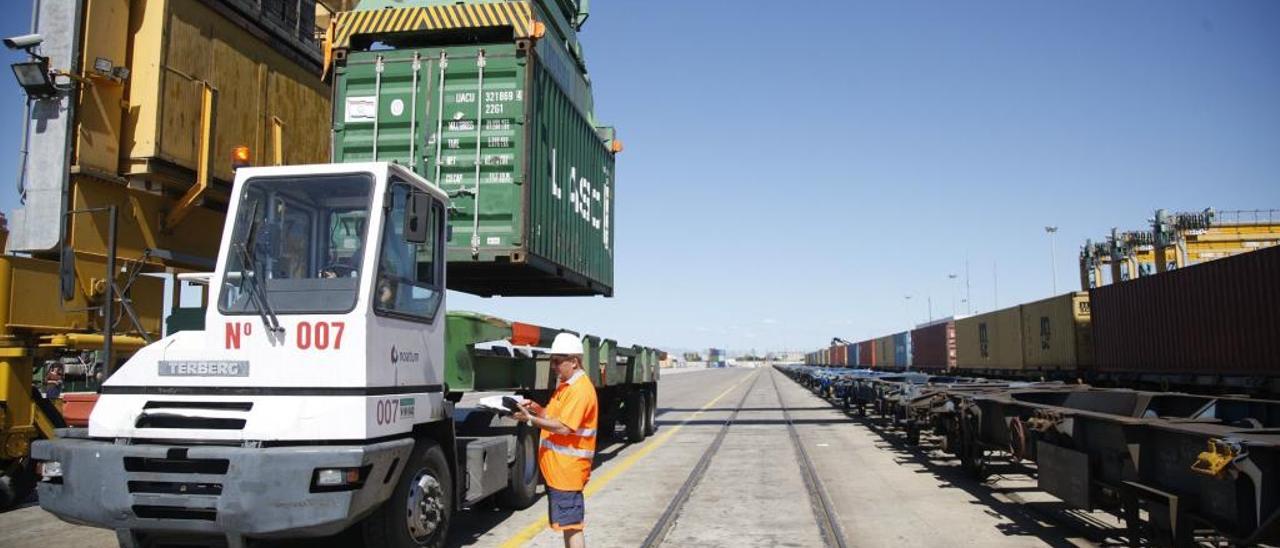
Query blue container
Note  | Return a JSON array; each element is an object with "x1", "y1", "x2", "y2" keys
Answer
[
  {"x1": 893, "y1": 332, "x2": 912, "y2": 369},
  {"x1": 851, "y1": 343, "x2": 861, "y2": 366}
]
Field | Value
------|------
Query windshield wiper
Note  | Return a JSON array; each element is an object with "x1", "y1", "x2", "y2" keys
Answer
[
  {"x1": 235, "y1": 204, "x2": 283, "y2": 336},
  {"x1": 235, "y1": 243, "x2": 283, "y2": 336}
]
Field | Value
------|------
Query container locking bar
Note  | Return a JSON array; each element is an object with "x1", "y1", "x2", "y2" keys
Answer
[{"x1": 470, "y1": 50, "x2": 486, "y2": 257}]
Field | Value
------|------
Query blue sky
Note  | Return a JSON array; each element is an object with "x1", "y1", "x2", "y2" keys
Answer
[{"x1": 2, "y1": 1, "x2": 1278, "y2": 355}]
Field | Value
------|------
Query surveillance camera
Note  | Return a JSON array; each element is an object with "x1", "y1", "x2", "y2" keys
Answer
[{"x1": 4, "y1": 34, "x2": 43, "y2": 51}]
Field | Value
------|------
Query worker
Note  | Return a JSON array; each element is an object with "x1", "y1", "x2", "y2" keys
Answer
[
  {"x1": 44, "y1": 363, "x2": 64, "y2": 401},
  {"x1": 513, "y1": 333, "x2": 598, "y2": 548}
]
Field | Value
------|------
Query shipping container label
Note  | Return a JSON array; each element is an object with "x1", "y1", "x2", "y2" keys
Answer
[
  {"x1": 345, "y1": 96, "x2": 377, "y2": 123},
  {"x1": 550, "y1": 149, "x2": 611, "y2": 250}
]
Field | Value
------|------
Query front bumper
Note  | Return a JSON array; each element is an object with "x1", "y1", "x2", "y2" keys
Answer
[{"x1": 32, "y1": 431, "x2": 412, "y2": 542}]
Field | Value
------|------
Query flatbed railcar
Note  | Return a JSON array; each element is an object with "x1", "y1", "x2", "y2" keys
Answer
[{"x1": 782, "y1": 364, "x2": 1280, "y2": 545}]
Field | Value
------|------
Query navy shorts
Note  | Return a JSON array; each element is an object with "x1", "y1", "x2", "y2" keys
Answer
[{"x1": 547, "y1": 487, "x2": 585, "y2": 531}]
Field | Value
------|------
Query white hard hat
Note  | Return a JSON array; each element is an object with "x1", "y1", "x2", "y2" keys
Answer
[{"x1": 550, "y1": 333, "x2": 584, "y2": 356}]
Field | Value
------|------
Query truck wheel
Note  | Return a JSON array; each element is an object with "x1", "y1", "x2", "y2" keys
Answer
[
  {"x1": 0, "y1": 459, "x2": 37, "y2": 509},
  {"x1": 626, "y1": 391, "x2": 646, "y2": 443},
  {"x1": 643, "y1": 389, "x2": 657, "y2": 437},
  {"x1": 363, "y1": 439, "x2": 452, "y2": 548},
  {"x1": 496, "y1": 423, "x2": 540, "y2": 510}
]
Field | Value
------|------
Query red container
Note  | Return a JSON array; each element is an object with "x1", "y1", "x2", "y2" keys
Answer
[
  {"x1": 911, "y1": 321, "x2": 956, "y2": 370},
  {"x1": 829, "y1": 344, "x2": 847, "y2": 366},
  {"x1": 858, "y1": 340, "x2": 876, "y2": 367},
  {"x1": 61, "y1": 392, "x2": 100, "y2": 427},
  {"x1": 1090, "y1": 245, "x2": 1280, "y2": 375}
]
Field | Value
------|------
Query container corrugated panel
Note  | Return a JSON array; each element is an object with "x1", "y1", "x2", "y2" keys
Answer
[
  {"x1": 956, "y1": 306, "x2": 1025, "y2": 370},
  {"x1": 876, "y1": 336, "x2": 896, "y2": 368},
  {"x1": 893, "y1": 331, "x2": 912, "y2": 368},
  {"x1": 910, "y1": 321, "x2": 955, "y2": 370},
  {"x1": 1020, "y1": 292, "x2": 1093, "y2": 371},
  {"x1": 1091, "y1": 246, "x2": 1280, "y2": 375},
  {"x1": 334, "y1": 39, "x2": 615, "y2": 296},
  {"x1": 851, "y1": 343, "x2": 860, "y2": 366},
  {"x1": 858, "y1": 340, "x2": 875, "y2": 366}
]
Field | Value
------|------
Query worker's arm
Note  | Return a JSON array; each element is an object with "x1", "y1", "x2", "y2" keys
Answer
[{"x1": 513, "y1": 403, "x2": 574, "y2": 435}]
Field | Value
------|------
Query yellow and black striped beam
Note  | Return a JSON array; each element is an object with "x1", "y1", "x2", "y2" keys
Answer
[{"x1": 331, "y1": 1, "x2": 537, "y2": 48}]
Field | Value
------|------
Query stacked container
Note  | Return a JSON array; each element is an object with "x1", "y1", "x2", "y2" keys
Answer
[
  {"x1": 893, "y1": 331, "x2": 912, "y2": 368},
  {"x1": 858, "y1": 340, "x2": 876, "y2": 367},
  {"x1": 830, "y1": 344, "x2": 848, "y2": 367},
  {"x1": 875, "y1": 336, "x2": 896, "y2": 368},
  {"x1": 1020, "y1": 292, "x2": 1093, "y2": 371},
  {"x1": 911, "y1": 320, "x2": 957, "y2": 370},
  {"x1": 1091, "y1": 246, "x2": 1280, "y2": 375},
  {"x1": 956, "y1": 306, "x2": 1024, "y2": 370}
]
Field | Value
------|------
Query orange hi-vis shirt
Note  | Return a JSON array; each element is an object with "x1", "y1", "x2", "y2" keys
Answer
[{"x1": 538, "y1": 369, "x2": 599, "y2": 491}]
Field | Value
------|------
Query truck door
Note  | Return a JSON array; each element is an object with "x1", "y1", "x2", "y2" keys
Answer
[{"x1": 367, "y1": 177, "x2": 448, "y2": 394}]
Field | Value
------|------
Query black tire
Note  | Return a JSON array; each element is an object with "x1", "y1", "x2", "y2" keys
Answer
[
  {"x1": 496, "y1": 423, "x2": 540, "y2": 510},
  {"x1": 363, "y1": 439, "x2": 453, "y2": 548},
  {"x1": 625, "y1": 391, "x2": 645, "y2": 443},
  {"x1": 643, "y1": 389, "x2": 657, "y2": 437},
  {"x1": 905, "y1": 423, "x2": 921, "y2": 446},
  {"x1": 0, "y1": 459, "x2": 37, "y2": 510}
]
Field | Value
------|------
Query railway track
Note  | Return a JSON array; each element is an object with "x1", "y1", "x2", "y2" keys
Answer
[{"x1": 640, "y1": 368, "x2": 848, "y2": 548}]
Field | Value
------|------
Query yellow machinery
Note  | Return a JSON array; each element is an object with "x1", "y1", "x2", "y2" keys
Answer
[
  {"x1": 1152, "y1": 208, "x2": 1280, "y2": 272},
  {"x1": 0, "y1": 0, "x2": 338, "y2": 506},
  {"x1": 1080, "y1": 209, "x2": 1280, "y2": 289},
  {"x1": 1078, "y1": 229, "x2": 1157, "y2": 289}
]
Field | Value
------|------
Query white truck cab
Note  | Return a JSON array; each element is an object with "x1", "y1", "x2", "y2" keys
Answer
[{"x1": 34, "y1": 163, "x2": 534, "y2": 548}]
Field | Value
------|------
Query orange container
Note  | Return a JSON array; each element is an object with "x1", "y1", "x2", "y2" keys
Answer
[{"x1": 60, "y1": 392, "x2": 100, "y2": 427}]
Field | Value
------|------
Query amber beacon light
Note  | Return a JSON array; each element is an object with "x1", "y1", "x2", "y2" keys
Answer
[{"x1": 231, "y1": 145, "x2": 251, "y2": 169}]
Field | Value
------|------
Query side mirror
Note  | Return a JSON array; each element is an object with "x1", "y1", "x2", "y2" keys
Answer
[{"x1": 404, "y1": 191, "x2": 431, "y2": 244}]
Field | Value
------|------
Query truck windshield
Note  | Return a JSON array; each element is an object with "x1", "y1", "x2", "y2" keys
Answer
[{"x1": 218, "y1": 173, "x2": 373, "y2": 315}]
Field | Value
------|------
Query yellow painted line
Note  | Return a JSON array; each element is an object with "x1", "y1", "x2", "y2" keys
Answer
[{"x1": 498, "y1": 370, "x2": 759, "y2": 548}]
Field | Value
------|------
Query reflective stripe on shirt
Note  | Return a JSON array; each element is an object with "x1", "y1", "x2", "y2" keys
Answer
[
  {"x1": 541, "y1": 438, "x2": 595, "y2": 459},
  {"x1": 575, "y1": 428, "x2": 597, "y2": 438}
]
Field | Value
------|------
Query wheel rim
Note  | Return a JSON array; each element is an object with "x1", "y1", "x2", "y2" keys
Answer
[{"x1": 405, "y1": 468, "x2": 446, "y2": 543}]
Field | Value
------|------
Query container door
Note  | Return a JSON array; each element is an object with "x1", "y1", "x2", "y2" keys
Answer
[{"x1": 335, "y1": 46, "x2": 527, "y2": 258}]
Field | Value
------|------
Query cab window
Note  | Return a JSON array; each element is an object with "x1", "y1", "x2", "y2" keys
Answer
[{"x1": 375, "y1": 180, "x2": 444, "y2": 321}]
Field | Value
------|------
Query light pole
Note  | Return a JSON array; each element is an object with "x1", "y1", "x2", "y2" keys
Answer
[
  {"x1": 1045, "y1": 226, "x2": 1059, "y2": 294},
  {"x1": 903, "y1": 295, "x2": 913, "y2": 329},
  {"x1": 965, "y1": 259, "x2": 972, "y2": 314},
  {"x1": 948, "y1": 273, "x2": 958, "y2": 316}
]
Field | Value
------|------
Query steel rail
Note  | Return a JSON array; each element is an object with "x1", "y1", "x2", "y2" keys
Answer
[
  {"x1": 769, "y1": 368, "x2": 850, "y2": 548},
  {"x1": 639, "y1": 370, "x2": 762, "y2": 548}
]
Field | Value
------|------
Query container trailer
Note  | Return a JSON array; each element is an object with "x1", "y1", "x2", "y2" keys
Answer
[{"x1": 784, "y1": 364, "x2": 1280, "y2": 545}]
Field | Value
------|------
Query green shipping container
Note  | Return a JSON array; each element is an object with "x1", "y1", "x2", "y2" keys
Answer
[{"x1": 332, "y1": 11, "x2": 616, "y2": 297}]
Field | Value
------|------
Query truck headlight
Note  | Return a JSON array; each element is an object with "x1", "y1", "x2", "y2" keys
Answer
[
  {"x1": 311, "y1": 466, "x2": 369, "y2": 492},
  {"x1": 37, "y1": 460, "x2": 63, "y2": 481}
]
